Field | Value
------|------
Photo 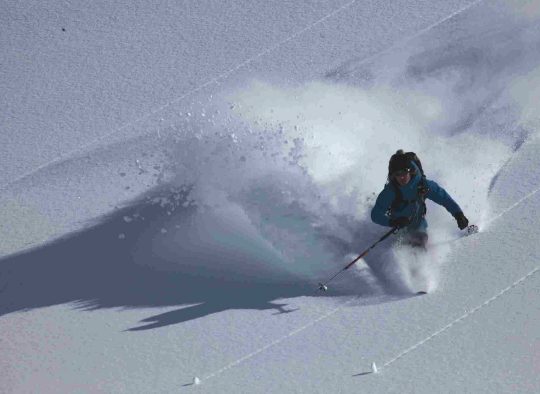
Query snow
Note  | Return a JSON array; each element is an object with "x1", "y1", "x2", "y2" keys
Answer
[{"x1": 1, "y1": 0, "x2": 540, "y2": 393}]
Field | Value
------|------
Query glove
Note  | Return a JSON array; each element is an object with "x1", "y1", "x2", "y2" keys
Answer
[
  {"x1": 389, "y1": 216, "x2": 411, "y2": 229},
  {"x1": 453, "y1": 212, "x2": 469, "y2": 230}
]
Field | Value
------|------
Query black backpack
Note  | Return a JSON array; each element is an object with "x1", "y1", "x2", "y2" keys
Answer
[{"x1": 387, "y1": 151, "x2": 429, "y2": 216}]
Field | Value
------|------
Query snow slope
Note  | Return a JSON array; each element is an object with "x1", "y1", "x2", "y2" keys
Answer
[{"x1": 1, "y1": 0, "x2": 540, "y2": 393}]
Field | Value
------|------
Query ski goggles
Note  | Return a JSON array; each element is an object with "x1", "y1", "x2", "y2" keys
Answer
[{"x1": 392, "y1": 167, "x2": 412, "y2": 178}]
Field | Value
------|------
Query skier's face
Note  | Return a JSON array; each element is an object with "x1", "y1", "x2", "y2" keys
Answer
[{"x1": 394, "y1": 172, "x2": 411, "y2": 186}]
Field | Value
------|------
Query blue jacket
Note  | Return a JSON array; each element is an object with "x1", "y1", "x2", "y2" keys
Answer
[{"x1": 371, "y1": 162, "x2": 462, "y2": 230}]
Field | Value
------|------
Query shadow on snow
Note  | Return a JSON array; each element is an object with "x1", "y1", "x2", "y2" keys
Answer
[{"x1": 0, "y1": 187, "x2": 397, "y2": 331}]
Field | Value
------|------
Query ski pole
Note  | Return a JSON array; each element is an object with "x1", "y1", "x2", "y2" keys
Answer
[{"x1": 318, "y1": 227, "x2": 398, "y2": 291}]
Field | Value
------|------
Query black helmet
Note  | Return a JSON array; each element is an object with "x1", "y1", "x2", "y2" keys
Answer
[{"x1": 388, "y1": 149, "x2": 412, "y2": 178}]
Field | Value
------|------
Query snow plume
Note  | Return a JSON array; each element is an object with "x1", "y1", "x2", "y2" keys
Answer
[
  {"x1": 145, "y1": 77, "x2": 507, "y2": 293},
  {"x1": 379, "y1": 242, "x2": 448, "y2": 294},
  {"x1": 149, "y1": 5, "x2": 540, "y2": 291},
  {"x1": 225, "y1": 80, "x2": 512, "y2": 290}
]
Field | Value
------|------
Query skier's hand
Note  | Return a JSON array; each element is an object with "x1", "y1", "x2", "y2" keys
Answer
[
  {"x1": 389, "y1": 216, "x2": 411, "y2": 229},
  {"x1": 453, "y1": 212, "x2": 469, "y2": 230}
]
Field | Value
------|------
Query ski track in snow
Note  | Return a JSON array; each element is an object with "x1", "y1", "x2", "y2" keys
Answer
[
  {"x1": 382, "y1": 265, "x2": 540, "y2": 369},
  {"x1": 345, "y1": 0, "x2": 486, "y2": 77},
  {"x1": 201, "y1": 295, "x2": 360, "y2": 383},
  {"x1": 484, "y1": 183, "x2": 540, "y2": 227}
]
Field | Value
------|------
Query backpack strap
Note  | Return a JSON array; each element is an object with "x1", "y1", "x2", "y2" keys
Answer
[{"x1": 417, "y1": 175, "x2": 429, "y2": 216}]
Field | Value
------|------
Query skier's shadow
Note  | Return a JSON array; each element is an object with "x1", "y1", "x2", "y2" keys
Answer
[
  {"x1": 0, "y1": 188, "x2": 376, "y2": 331},
  {"x1": 127, "y1": 292, "x2": 298, "y2": 332}
]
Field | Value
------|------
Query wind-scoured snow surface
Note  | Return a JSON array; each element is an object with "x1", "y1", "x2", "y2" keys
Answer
[{"x1": 1, "y1": 1, "x2": 540, "y2": 393}]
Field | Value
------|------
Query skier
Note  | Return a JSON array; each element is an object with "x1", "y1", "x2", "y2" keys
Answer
[{"x1": 371, "y1": 150, "x2": 469, "y2": 248}]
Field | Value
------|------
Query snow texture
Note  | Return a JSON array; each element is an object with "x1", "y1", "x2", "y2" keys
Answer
[{"x1": 1, "y1": 0, "x2": 540, "y2": 393}]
